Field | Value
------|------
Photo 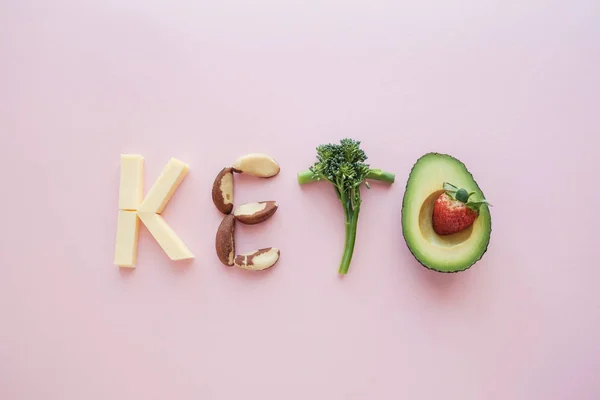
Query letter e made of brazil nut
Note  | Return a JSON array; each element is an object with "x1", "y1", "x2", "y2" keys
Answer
[{"x1": 212, "y1": 153, "x2": 281, "y2": 271}]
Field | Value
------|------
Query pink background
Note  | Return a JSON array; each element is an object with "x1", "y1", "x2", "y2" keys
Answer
[{"x1": 1, "y1": 1, "x2": 599, "y2": 399}]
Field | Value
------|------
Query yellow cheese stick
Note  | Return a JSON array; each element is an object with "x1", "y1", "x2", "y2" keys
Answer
[
  {"x1": 138, "y1": 158, "x2": 189, "y2": 214},
  {"x1": 114, "y1": 210, "x2": 140, "y2": 267},
  {"x1": 118, "y1": 154, "x2": 144, "y2": 210},
  {"x1": 137, "y1": 212, "x2": 194, "y2": 261}
]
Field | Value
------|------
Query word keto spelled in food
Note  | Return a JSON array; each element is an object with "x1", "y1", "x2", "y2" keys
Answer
[
  {"x1": 113, "y1": 155, "x2": 194, "y2": 268},
  {"x1": 112, "y1": 139, "x2": 493, "y2": 275},
  {"x1": 213, "y1": 153, "x2": 281, "y2": 271}
]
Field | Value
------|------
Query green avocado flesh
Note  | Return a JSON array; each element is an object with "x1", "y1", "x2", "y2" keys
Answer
[{"x1": 401, "y1": 153, "x2": 492, "y2": 273}]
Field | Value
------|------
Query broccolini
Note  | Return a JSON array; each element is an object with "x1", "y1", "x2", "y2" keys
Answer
[{"x1": 297, "y1": 138, "x2": 395, "y2": 274}]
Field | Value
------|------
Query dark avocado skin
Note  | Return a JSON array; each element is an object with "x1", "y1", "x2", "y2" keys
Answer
[{"x1": 400, "y1": 152, "x2": 492, "y2": 273}]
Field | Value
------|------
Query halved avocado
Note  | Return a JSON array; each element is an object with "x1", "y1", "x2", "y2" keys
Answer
[{"x1": 401, "y1": 153, "x2": 492, "y2": 273}]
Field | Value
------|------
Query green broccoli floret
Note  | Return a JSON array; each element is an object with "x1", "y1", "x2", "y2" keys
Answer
[{"x1": 297, "y1": 138, "x2": 395, "y2": 274}]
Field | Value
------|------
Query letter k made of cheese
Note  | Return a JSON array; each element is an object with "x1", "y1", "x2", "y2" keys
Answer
[{"x1": 114, "y1": 155, "x2": 194, "y2": 268}]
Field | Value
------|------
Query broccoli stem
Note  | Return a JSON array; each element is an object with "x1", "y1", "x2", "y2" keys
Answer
[
  {"x1": 297, "y1": 170, "x2": 320, "y2": 185},
  {"x1": 339, "y1": 206, "x2": 360, "y2": 275},
  {"x1": 366, "y1": 169, "x2": 395, "y2": 183},
  {"x1": 297, "y1": 169, "x2": 395, "y2": 185},
  {"x1": 298, "y1": 167, "x2": 394, "y2": 275}
]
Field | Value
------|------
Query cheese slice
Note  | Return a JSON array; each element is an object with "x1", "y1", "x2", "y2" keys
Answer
[
  {"x1": 114, "y1": 210, "x2": 140, "y2": 267},
  {"x1": 118, "y1": 154, "x2": 144, "y2": 210},
  {"x1": 138, "y1": 158, "x2": 189, "y2": 214},
  {"x1": 137, "y1": 212, "x2": 194, "y2": 261}
]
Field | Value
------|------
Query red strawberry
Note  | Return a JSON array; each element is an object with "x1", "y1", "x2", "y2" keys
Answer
[{"x1": 432, "y1": 182, "x2": 491, "y2": 236}]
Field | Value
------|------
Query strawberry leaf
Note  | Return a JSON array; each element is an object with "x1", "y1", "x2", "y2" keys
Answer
[
  {"x1": 443, "y1": 182, "x2": 458, "y2": 193},
  {"x1": 466, "y1": 199, "x2": 492, "y2": 211},
  {"x1": 456, "y1": 188, "x2": 470, "y2": 203}
]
